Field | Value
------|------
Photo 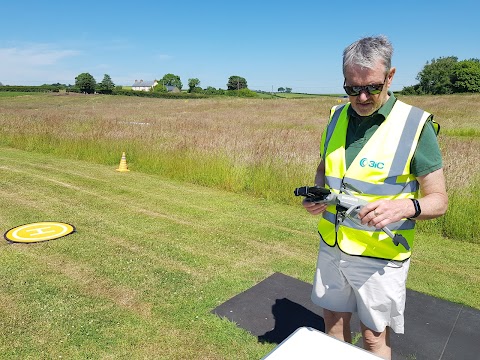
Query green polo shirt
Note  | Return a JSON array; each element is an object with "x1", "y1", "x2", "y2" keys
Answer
[{"x1": 344, "y1": 92, "x2": 443, "y2": 177}]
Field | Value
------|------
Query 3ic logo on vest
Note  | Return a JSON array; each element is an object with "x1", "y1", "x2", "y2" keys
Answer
[{"x1": 360, "y1": 158, "x2": 385, "y2": 169}]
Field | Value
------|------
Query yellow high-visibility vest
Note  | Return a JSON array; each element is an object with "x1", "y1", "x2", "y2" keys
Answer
[{"x1": 318, "y1": 100, "x2": 431, "y2": 261}]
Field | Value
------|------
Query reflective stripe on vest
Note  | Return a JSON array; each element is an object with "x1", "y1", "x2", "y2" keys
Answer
[{"x1": 318, "y1": 100, "x2": 431, "y2": 261}]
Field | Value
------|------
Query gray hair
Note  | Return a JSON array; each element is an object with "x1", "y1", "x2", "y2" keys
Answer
[{"x1": 343, "y1": 35, "x2": 393, "y2": 76}]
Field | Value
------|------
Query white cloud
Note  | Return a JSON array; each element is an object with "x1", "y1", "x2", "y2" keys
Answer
[
  {"x1": 0, "y1": 44, "x2": 80, "y2": 85},
  {"x1": 0, "y1": 45, "x2": 80, "y2": 66}
]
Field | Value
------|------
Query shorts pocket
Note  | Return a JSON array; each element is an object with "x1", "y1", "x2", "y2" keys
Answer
[{"x1": 386, "y1": 259, "x2": 405, "y2": 269}]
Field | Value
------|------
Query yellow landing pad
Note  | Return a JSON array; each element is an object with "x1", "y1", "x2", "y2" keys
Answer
[{"x1": 4, "y1": 222, "x2": 75, "y2": 243}]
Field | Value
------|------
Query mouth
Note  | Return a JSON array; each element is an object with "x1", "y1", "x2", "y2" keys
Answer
[
  {"x1": 353, "y1": 102, "x2": 375, "y2": 116},
  {"x1": 356, "y1": 102, "x2": 373, "y2": 107}
]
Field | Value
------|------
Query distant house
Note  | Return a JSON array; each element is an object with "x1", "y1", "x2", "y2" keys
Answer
[
  {"x1": 165, "y1": 85, "x2": 180, "y2": 93},
  {"x1": 132, "y1": 80, "x2": 158, "y2": 91}
]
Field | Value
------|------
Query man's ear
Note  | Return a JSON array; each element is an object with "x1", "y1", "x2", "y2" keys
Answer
[{"x1": 388, "y1": 67, "x2": 396, "y2": 86}]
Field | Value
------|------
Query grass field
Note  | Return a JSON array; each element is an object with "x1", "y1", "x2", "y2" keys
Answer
[
  {"x1": 0, "y1": 92, "x2": 478, "y2": 240},
  {"x1": 272, "y1": 92, "x2": 341, "y2": 99},
  {"x1": 0, "y1": 93, "x2": 479, "y2": 358},
  {"x1": 1, "y1": 148, "x2": 478, "y2": 359},
  {"x1": 0, "y1": 92, "x2": 35, "y2": 97}
]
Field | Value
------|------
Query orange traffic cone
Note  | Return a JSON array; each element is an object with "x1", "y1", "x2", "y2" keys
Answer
[{"x1": 116, "y1": 152, "x2": 130, "y2": 172}]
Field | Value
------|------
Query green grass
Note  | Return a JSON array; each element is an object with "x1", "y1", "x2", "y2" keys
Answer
[
  {"x1": 0, "y1": 147, "x2": 478, "y2": 359},
  {"x1": 0, "y1": 92, "x2": 39, "y2": 97},
  {"x1": 441, "y1": 128, "x2": 480, "y2": 137},
  {"x1": 0, "y1": 94, "x2": 478, "y2": 245},
  {"x1": 1, "y1": 127, "x2": 477, "y2": 245}
]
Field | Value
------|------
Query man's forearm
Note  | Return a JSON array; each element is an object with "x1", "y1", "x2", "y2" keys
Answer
[
  {"x1": 414, "y1": 168, "x2": 448, "y2": 220},
  {"x1": 413, "y1": 193, "x2": 448, "y2": 220}
]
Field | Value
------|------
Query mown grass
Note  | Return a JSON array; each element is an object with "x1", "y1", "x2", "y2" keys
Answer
[
  {"x1": 0, "y1": 148, "x2": 478, "y2": 359},
  {"x1": 0, "y1": 148, "x2": 318, "y2": 359}
]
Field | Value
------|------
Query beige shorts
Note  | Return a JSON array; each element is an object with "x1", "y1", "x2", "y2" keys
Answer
[{"x1": 311, "y1": 241, "x2": 410, "y2": 334}]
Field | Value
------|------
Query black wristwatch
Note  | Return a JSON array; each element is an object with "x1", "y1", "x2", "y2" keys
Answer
[{"x1": 410, "y1": 199, "x2": 421, "y2": 218}]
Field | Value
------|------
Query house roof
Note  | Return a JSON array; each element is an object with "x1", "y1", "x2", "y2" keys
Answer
[
  {"x1": 166, "y1": 85, "x2": 180, "y2": 92},
  {"x1": 132, "y1": 80, "x2": 156, "y2": 87}
]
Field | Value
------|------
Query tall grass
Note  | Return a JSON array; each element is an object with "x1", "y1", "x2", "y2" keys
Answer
[{"x1": 0, "y1": 93, "x2": 479, "y2": 243}]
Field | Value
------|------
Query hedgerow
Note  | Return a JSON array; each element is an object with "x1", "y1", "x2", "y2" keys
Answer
[{"x1": 0, "y1": 85, "x2": 61, "y2": 92}]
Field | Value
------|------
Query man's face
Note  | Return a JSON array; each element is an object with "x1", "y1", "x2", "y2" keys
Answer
[{"x1": 344, "y1": 63, "x2": 395, "y2": 117}]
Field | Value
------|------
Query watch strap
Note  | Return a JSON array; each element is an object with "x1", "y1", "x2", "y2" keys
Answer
[{"x1": 410, "y1": 199, "x2": 421, "y2": 218}]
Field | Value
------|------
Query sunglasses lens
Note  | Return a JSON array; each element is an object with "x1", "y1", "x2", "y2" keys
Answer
[
  {"x1": 343, "y1": 86, "x2": 359, "y2": 96},
  {"x1": 367, "y1": 84, "x2": 383, "y2": 94}
]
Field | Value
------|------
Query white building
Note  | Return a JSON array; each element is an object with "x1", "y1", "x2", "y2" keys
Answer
[{"x1": 132, "y1": 80, "x2": 158, "y2": 91}]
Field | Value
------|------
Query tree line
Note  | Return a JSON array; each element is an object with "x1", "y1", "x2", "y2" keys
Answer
[
  {"x1": 73, "y1": 73, "x2": 253, "y2": 96},
  {"x1": 46, "y1": 57, "x2": 480, "y2": 96},
  {"x1": 2, "y1": 56, "x2": 479, "y2": 96}
]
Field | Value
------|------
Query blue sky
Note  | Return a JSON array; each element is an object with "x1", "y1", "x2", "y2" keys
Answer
[{"x1": 1, "y1": 1, "x2": 479, "y2": 94}]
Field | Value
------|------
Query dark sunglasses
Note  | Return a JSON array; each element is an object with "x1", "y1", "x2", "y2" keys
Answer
[{"x1": 343, "y1": 77, "x2": 387, "y2": 96}]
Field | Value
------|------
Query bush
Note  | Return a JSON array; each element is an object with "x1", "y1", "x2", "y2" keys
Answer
[
  {"x1": 0, "y1": 85, "x2": 61, "y2": 93},
  {"x1": 152, "y1": 84, "x2": 168, "y2": 93},
  {"x1": 400, "y1": 84, "x2": 424, "y2": 95},
  {"x1": 190, "y1": 86, "x2": 203, "y2": 93},
  {"x1": 225, "y1": 88, "x2": 258, "y2": 98},
  {"x1": 203, "y1": 87, "x2": 225, "y2": 95}
]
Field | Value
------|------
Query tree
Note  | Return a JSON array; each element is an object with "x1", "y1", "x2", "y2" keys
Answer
[
  {"x1": 278, "y1": 87, "x2": 285, "y2": 92},
  {"x1": 152, "y1": 82, "x2": 167, "y2": 93},
  {"x1": 452, "y1": 59, "x2": 480, "y2": 93},
  {"x1": 227, "y1": 76, "x2": 247, "y2": 90},
  {"x1": 285, "y1": 87, "x2": 292, "y2": 93},
  {"x1": 161, "y1": 73, "x2": 183, "y2": 90},
  {"x1": 403, "y1": 56, "x2": 480, "y2": 95},
  {"x1": 97, "y1": 74, "x2": 115, "y2": 94},
  {"x1": 75, "y1": 73, "x2": 96, "y2": 94},
  {"x1": 204, "y1": 86, "x2": 224, "y2": 95},
  {"x1": 416, "y1": 56, "x2": 458, "y2": 95},
  {"x1": 188, "y1": 78, "x2": 200, "y2": 93}
]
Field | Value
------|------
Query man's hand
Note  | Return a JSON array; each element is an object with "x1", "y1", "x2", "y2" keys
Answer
[
  {"x1": 358, "y1": 168, "x2": 448, "y2": 228},
  {"x1": 358, "y1": 199, "x2": 413, "y2": 229},
  {"x1": 303, "y1": 198, "x2": 328, "y2": 215}
]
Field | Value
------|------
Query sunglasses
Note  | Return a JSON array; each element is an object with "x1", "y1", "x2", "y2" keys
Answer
[{"x1": 343, "y1": 76, "x2": 387, "y2": 96}]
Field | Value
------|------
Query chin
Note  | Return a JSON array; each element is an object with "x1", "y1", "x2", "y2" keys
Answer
[{"x1": 353, "y1": 105, "x2": 375, "y2": 116}]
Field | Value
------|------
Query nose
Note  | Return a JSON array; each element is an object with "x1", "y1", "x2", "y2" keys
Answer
[{"x1": 357, "y1": 90, "x2": 370, "y2": 101}]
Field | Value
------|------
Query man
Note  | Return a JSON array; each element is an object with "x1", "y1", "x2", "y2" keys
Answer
[{"x1": 303, "y1": 35, "x2": 448, "y2": 359}]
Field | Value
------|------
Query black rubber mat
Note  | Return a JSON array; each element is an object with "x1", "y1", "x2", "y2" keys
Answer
[{"x1": 212, "y1": 272, "x2": 480, "y2": 360}]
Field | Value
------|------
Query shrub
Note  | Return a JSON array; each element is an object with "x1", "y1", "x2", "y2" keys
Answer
[
  {"x1": 400, "y1": 84, "x2": 424, "y2": 95},
  {"x1": 225, "y1": 88, "x2": 258, "y2": 97},
  {"x1": 0, "y1": 85, "x2": 61, "y2": 93}
]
